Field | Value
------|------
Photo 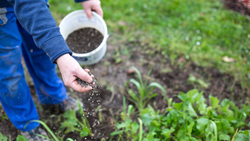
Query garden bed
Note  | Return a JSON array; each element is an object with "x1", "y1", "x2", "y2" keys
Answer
[{"x1": 0, "y1": 38, "x2": 249, "y2": 140}]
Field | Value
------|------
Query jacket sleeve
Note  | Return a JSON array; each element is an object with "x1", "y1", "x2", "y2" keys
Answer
[
  {"x1": 75, "y1": 0, "x2": 87, "y2": 3},
  {"x1": 6, "y1": 0, "x2": 72, "y2": 63}
]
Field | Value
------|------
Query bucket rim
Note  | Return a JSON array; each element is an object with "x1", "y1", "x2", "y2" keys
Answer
[{"x1": 59, "y1": 10, "x2": 108, "y2": 57}]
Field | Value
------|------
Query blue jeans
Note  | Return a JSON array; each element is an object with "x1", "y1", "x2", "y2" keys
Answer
[{"x1": 0, "y1": 7, "x2": 68, "y2": 131}]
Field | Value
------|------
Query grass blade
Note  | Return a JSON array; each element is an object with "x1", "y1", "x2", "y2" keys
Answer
[
  {"x1": 149, "y1": 82, "x2": 167, "y2": 96},
  {"x1": 138, "y1": 118, "x2": 143, "y2": 141},
  {"x1": 28, "y1": 120, "x2": 59, "y2": 141},
  {"x1": 131, "y1": 66, "x2": 144, "y2": 87},
  {"x1": 210, "y1": 120, "x2": 217, "y2": 141}
]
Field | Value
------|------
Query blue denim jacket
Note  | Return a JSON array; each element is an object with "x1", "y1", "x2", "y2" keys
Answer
[{"x1": 0, "y1": 0, "x2": 87, "y2": 63}]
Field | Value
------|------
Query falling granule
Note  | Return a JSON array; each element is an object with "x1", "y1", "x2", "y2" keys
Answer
[{"x1": 196, "y1": 41, "x2": 200, "y2": 46}]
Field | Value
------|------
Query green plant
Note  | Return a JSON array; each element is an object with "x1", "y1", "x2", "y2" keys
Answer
[
  {"x1": 188, "y1": 74, "x2": 210, "y2": 88},
  {"x1": 59, "y1": 100, "x2": 92, "y2": 138},
  {"x1": 0, "y1": 132, "x2": 7, "y2": 141},
  {"x1": 16, "y1": 135, "x2": 28, "y2": 141},
  {"x1": 0, "y1": 132, "x2": 28, "y2": 141},
  {"x1": 126, "y1": 66, "x2": 166, "y2": 112},
  {"x1": 111, "y1": 97, "x2": 143, "y2": 141},
  {"x1": 26, "y1": 120, "x2": 59, "y2": 141},
  {"x1": 112, "y1": 89, "x2": 250, "y2": 141}
]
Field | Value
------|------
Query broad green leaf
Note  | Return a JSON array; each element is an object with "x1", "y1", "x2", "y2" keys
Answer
[
  {"x1": 110, "y1": 130, "x2": 123, "y2": 136},
  {"x1": 63, "y1": 110, "x2": 77, "y2": 120},
  {"x1": 190, "y1": 137, "x2": 202, "y2": 141},
  {"x1": 141, "y1": 113, "x2": 153, "y2": 126},
  {"x1": 145, "y1": 131, "x2": 159, "y2": 141},
  {"x1": 16, "y1": 135, "x2": 28, "y2": 141},
  {"x1": 0, "y1": 133, "x2": 7, "y2": 141},
  {"x1": 219, "y1": 133, "x2": 230, "y2": 141},
  {"x1": 234, "y1": 133, "x2": 249, "y2": 141},
  {"x1": 187, "y1": 103, "x2": 198, "y2": 117},
  {"x1": 187, "y1": 121, "x2": 195, "y2": 135},
  {"x1": 196, "y1": 92, "x2": 207, "y2": 115},
  {"x1": 116, "y1": 122, "x2": 126, "y2": 129},
  {"x1": 187, "y1": 89, "x2": 199, "y2": 104},
  {"x1": 178, "y1": 92, "x2": 188, "y2": 102},
  {"x1": 210, "y1": 95, "x2": 220, "y2": 109},
  {"x1": 173, "y1": 102, "x2": 183, "y2": 111},
  {"x1": 131, "y1": 121, "x2": 139, "y2": 134},
  {"x1": 80, "y1": 130, "x2": 88, "y2": 137},
  {"x1": 196, "y1": 118, "x2": 209, "y2": 132},
  {"x1": 161, "y1": 127, "x2": 175, "y2": 138},
  {"x1": 242, "y1": 105, "x2": 250, "y2": 116},
  {"x1": 221, "y1": 119, "x2": 231, "y2": 130}
]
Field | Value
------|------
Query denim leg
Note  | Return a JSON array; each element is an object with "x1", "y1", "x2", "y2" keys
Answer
[
  {"x1": 17, "y1": 20, "x2": 68, "y2": 105},
  {"x1": 0, "y1": 7, "x2": 39, "y2": 131}
]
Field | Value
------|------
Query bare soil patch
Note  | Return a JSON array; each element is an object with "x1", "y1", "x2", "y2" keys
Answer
[{"x1": 223, "y1": 0, "x2": 250, "y2": 15}]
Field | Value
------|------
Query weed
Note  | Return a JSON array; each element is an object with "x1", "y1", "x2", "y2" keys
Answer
[
  {"x1": 112, "y1": 89, "x2": 250, "y2": 141},
  {"x1": 59, "y1": 100, "x2": 92, "y2": 138},
  {"x1": 125, "y1": 66, "x2": 166, "y2": 112},
  {"x1": 0, "y1": 132, "x2": 7, "y2": 141}
]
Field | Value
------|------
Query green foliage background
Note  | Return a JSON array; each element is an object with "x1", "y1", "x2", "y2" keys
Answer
[{"x1": 49, "y1": 0, "x2": 250, "y2": 87}]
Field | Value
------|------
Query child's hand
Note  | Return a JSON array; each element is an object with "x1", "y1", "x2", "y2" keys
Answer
[
  {"x1": 81, "y1": 0, "x2": 103, "y2": 20},
  {"x1": 56, "y1": 54, "x2": 94, "y2": 92}
]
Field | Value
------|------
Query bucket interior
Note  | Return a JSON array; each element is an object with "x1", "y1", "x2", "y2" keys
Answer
[{"x1": 60, "y1": 11, "x2": 107, "y2": 44}]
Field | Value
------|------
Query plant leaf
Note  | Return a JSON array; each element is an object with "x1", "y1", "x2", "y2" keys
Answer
[
  {"x1": 148, "y1": 82, "x2": 167, "y2": 96},
  {"x1": 196, "y1": 118, "x2": 209, "y2": 132},
  {"x1": 187, "y1": 103, "x2": 198, "y2": 117},
  {"x1": 16, "y1": 135, "x2": 28, "y2": 141},
  {"x1": 209, "y1": 95, "x2": 220, "y2": 109},
  {"x1": 131, "y1": 66, "x2": 143, "y2": 87},
  {"x1": 219, "y1": 133, "x2": 230, "y2": 141},
  {"x1": 161, "y1": 127, "x2": 175, "y2": 138},
  {"x1": 234, "y1": 133, "x2": 249, "y2": 141}
]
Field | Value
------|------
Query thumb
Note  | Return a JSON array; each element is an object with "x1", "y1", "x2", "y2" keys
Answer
[
  {"x1": 84, "y1": 7, "x2": 92, "y2": 20},
  {"x1": 75, "y1": 68, "x2": 93, "y2": 83}
]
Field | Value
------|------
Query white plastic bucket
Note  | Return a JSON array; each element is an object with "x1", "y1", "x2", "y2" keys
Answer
[{"x1": 59, "y1": 10, "x2": 108, "y2": 65}]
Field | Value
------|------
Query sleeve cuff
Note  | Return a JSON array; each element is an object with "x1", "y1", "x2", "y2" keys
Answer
[
  {"x1": 74, "y1": 0, "x2": 87, "y2": 3},
  {"x1": 41, "y1": 35, "x2": 72, "y2": 63}
]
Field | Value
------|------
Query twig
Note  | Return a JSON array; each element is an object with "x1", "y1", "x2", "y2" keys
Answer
[{"x1": 231, "y1": 128, "x2": 238, "y2": 141}]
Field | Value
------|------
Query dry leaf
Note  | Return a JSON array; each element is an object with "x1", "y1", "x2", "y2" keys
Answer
[
  {"x1": 127, "y1": 68, "x2": 135, "y2": 74},
  {"x1": 222, "y1": 56, "x2": 235, "y2": 62}
]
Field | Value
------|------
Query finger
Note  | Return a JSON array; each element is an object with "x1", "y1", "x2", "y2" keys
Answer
[
  {"x1": 93, "y1": 6, "x2": 103, "y2": 18},
  {"x1": 90, "y1": 74, "x2": 94, "y2": 78},
  {"x1": 76, "y1": 67, "x2": 93, "y2": 83},
  {"x1": 84, "y1": 69, "x2": 90, "y2": 72},
  {"x1": 84, "y1": 7, "x2": 92, "y2": 20}
]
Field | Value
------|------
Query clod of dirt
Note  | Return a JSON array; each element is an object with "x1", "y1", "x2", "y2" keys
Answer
[
  {"x1": 66, "y1": 27, "x2": 104, "y2": 53},
  {"x1": 127, "y1": 68, "x2": 135, "y2": 75},
  {"x1": 76, "y1": 72, "x2": 97, "y2": 89}
]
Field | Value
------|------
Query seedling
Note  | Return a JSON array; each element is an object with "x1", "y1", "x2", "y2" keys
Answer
[
  {"x1": 126, "y1": 66, "x2": 166, "y2": 112},
  {"x1": 59, "y1": 100, "x2": 92, "y2": 138}
]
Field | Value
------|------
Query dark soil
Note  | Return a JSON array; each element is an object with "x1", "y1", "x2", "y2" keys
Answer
[
  {"x1": 66, "y1": 28, "x2": 104, "y2": 53},
  {"x1": 223, "y1": 0, "x2": 250, "y2": 15},
  {"x1": 0, "y1": 38, "x2": 249, "y2": 140}
]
